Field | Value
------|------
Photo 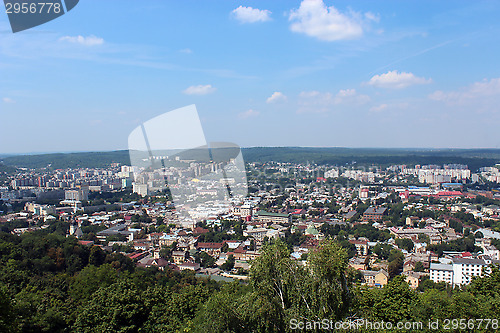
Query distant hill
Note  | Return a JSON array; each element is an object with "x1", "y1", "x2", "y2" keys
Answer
[
  {"x1": 1, "y1": 150, "x2": 131, "y2": 169},
  {"x1": 241, "y1": 147, "x2": 500, "y2": 171},
  {"x1": 1, "y1": 147, "x2": 500, "y2": 171},
  {"x1": 0, "y1": 163, "x2": 16, "y2": 174}
]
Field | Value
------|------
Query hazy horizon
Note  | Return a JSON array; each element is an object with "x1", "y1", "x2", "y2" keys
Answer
[{"x1": 3, "y1": 146, "x2": 500, "y2": 157}]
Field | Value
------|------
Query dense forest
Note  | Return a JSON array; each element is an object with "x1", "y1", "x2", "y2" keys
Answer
[
  {"x1": 0, "y1": 223, "x2": 499, "y2": 332},
  {"x1": 0, "y1": 151, "x2": 131, "y2": 169},
  {"x1": 2, "y1": 147, "x2": 500, "y2": 170}
]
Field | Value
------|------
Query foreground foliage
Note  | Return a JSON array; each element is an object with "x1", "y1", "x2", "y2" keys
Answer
[{"x1": 0, "y1": 229, "x2": 499, "y2": 332}]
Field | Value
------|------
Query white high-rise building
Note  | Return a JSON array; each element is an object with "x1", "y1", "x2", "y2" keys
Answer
[
  {"x1": 430, "y1": 257, "x2": 496, "y2": 286},
  {"x1": 429, "y1": 263, "x2": 454, "y2": 284},
  {"x1": 133, "y1": 183, "x2": 149, "y2": 197}
]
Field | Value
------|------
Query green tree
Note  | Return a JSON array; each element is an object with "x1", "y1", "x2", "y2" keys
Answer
[
  {"x1": 414, "y1": 261, "x2": 425, "y2": 272},
  {"x1": 301, "y1": 238, "x2": 351, "y2": 321},
  {"x1": 371, "y1": 276, "x2": 418, "y2": 323},
  {"x1": 192, "y1": 282, "x2": 250, "y2": 333},
  {"x1": 221, "y1": 254, "x2": 235, "y2": 271},
  {"x1": 88, "y1": 246, "x2": 106, "y2": 267},
  {"x1": 69, "y1": 264, "x2": 119, "y2": 303},
  {"x1": 0, "y1": 283, "x2": 16, "y2": 333},
  {"x1": 387, "y1": 248, "x2": 404, "y2": 278},
  {"x1": 372, "y1": 243, "x2": 392, "y2": 260},
  {"x1": 142, "y1": 284, "x2": 210, "y2": 332},
  {"x1": 395, "y1": 238, "x2": 414, "y2": 252},
  {"x1": 73, "y1": 280, "x2": 148, "y2": 333},
  {"x1": 413, "y1": 289, "x2": 452, "y2": 321},
  {"x1": 248, "y1": 238, "x2": 299, "y2": 331},
  {"x1": 195, "y1": 251, "x2": 216, "y2": 268}
]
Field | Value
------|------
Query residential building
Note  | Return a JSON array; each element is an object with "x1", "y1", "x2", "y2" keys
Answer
[
  {"x1": 360, "y1": 269, "x2": 389, "y2": 287},
  {"x1": 430, "y1": 263, "x2": 454, "y2": 284},
  {"x1": 363, "y1": 207, "x2": 387, "y2": 221}
]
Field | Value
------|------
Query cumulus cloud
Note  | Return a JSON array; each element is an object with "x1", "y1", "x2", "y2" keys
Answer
[
  {"x1": 368, "y1": 70, "x2": 432, "y2": 89},
  {"x1": 2, "y1": 97, "x2": 15, "y2": 103},
  {"x1": 369, "y1": 104, "x2": 388, "y2": 112},
  {"x1": 239, "y1": 109, "x2": 260, "y2": 118},
  {"x1": 429, "y1": 78, "x2": 500, "y2": 106},
  {"x1": 266, "y1": 92, "x2": 287, "y2": 103},
  {"x1": 298, "y1": 88, "x2": 369, "y2": 113},
  {"x1": 334, "y1": 89, "x2": 370, "y2": 105},
  {"x1": 59, "y1": 35, "x2": 104, "y2": 46},
  {"x1": 232, "y1": 6, "x2": 271, "y2": 23},
  {"x1": 364, "y1": 12, "x2": 380, "y2": 23},
  {"x1": 182, "y1": 84, "x2": 216, "y2": 95},
  {"x1": 288, "y1": 0, "x2": 377, "y2": 41}
]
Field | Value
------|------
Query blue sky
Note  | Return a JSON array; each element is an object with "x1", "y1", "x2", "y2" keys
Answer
[{"x1": 1, "y1": 0, "x2": 500, "y2": 153}]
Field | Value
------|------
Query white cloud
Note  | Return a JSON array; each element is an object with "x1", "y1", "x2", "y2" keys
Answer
[
  {"x1": 429, "y1": 78, "x2": 500, "y2": 112},
  {"x1": 334, "y1": 89, "x2": 370, "y2": 105},
  {"x1": 2, "y1": 97, "x2": 15, "y2": 103},
  {"x1": 266, "y1": 91, "x2": 287, "y2": 103},
  {"x1": 429, "y1": 78, "x2": 500, "y2": 106},
  {"x1": 298, "y1": 88, "x2": 369, "y2": 113},
  {"x1": 182, "y1": 84, "x2": 216, "y2": 95},
  {"x1": 179, "y1": 48, "x2": 193, "y2": 54},
  {"x1": 368, "y1": 70, "x2": 432, "y2": 89},
  {"x1": 239, "y1": 109, "x2": 260, "y2": 118},
  {"x1": 369, "y1": 102, "x2": 409, "y2": 113},
  {"x1": 232, "y1": 6, "x2": 271, "y2": 23},
  {"x1": 59, "y1": 35, "x2": 104, "y2": 46},
  {"x1": 297, "y1": 91, "x2": 332, "y2": 113},
  {"x1": 369, "y1": 104, "x2": 388, "y2": 112},
  {"x1": 364, "y1": 12, "x2": 380, "y2": 23},
  {"x1": 288, "y1": 0, "x2": 376, "y2": 41},
  {"x1": 299, "y1": 91, "x2": 323, "y2": 98}
]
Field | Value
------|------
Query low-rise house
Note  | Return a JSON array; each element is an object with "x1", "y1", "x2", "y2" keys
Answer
[
  {"x1": 255, "y1": 210, "x2": 291, "y2": 224},
  {"x1": 363, "y1": 207, "x2": 387, "y2": 222},
  {"x1": 403, "y1": 271, "x2": 428, "y2": 289},
  {"x1": 222, "y1": 240, "x2": 242, "y2": 250},
  {"x1": 140, "y1": 258, "x2": 170, "y2": 271},
  {"x1": 229, "y1": 247, "x2": 260, "y2": 261},
  {"x1": 349, "y1": 239, "x2": 369, "y2": 256},
  {"x1": 133, "y1": 241, "x2": 149, "y2": 251},
  {"x1": 349, "y1": 257, "x2": 368, "y2": 270},
  {"x1": 193, "y1": 226, "x2": 209, "y2": 235},
  {"x1": 360, "y1": 269, "x2": 389, "y2": 287},
  {"x1": 196, "y1": 242, "x2": 223, "y2": 257},
  {"x1": 172, "y1": 251, "x2": 187, "y2": 265},
  {"x1": 178, "y1": 261, "x2": 200, "y2": 271}
]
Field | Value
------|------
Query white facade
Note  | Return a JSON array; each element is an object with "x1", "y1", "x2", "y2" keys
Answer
[
  {"x1": 324, "y1": 169, "x2": 339, "y2": 178},
  {"x1": 430, "y1": 257, "x2": 493, "y2": 286},
  {"x1": 430, "y1": 263, "x2": 454, "y2": 284},
  {"x1": 133, "y1": 183, "x2": 149, "y2": 197},
  {"x1": 451, "y1": 257, "x2": 489, "y2": 285}
]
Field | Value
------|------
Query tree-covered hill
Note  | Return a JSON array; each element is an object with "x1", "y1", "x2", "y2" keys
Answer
[
  {"x1": 242, "y1": 147, "x2": 500, "y2": 171},
  {"x1": 1, "y1": 150, "x2": 131, "y2": 169},
  {"x1": 1, "y1": 147, "x2": 500, "y2": 170}
]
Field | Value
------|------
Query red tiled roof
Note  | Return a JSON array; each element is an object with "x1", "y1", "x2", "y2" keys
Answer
[
  {"x1": 349, "y1": 240, "x2": 368, "y2": 245},
  {"x1": 193, "y1": 227, "x2": 209, "y2": 234},
  {"x1": 196, "y1": 242, "x2": 223, "y2": 249}
]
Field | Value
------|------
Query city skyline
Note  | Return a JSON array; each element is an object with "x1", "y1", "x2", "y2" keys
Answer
[{"x1": 2, "y1": 0, "x2": 500, "y2": 153}]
